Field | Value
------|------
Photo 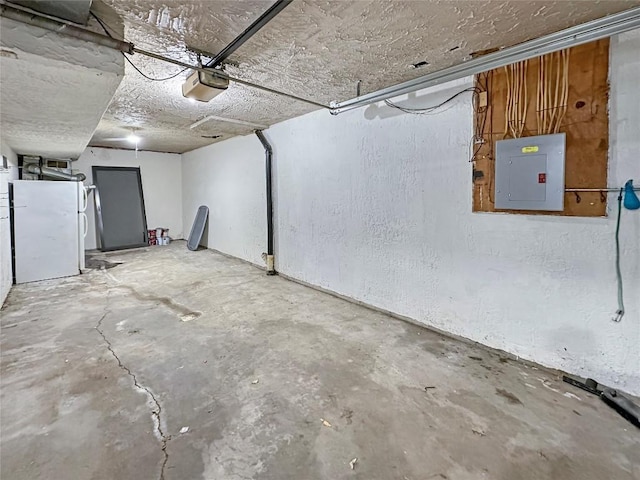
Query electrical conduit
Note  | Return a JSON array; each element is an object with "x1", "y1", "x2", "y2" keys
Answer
[{"x1": 255, "y1": 130, "x2": 276, "y2": 275}]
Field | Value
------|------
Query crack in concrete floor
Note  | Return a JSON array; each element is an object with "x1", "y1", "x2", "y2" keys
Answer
[
  {"x1": 99, "y1": 268, "x2": 201, "y2": 322},
  {"x1": 95, "y1": 311, "x2": 170, "y2": 480},
  {"x1": 2, "y1": 243, "x2": 639, "y2": 479}
]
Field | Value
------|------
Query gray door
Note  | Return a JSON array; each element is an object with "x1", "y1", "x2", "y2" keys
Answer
[{"x1": 93, "y1": 167, "x2": 148, "y2": 251}]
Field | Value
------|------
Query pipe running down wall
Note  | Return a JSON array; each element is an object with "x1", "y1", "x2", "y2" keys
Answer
[{"x1": 255, "y1": 130, "x2": 276, "y2": 275}]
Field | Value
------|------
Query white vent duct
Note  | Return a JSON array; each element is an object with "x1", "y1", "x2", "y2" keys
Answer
[
  {"x1": 0, "y1": 9, "x2": 124, "y2": 158},
  {"x1": 25, "y1": 164, "x2": 86, "y2": 182},
  {"x1": 11, "y1": 0, "x2": 93, "y2": 25}
]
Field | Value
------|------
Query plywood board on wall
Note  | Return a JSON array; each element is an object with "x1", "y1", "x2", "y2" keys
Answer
[{"x1": 472, "y1": 39, "x2": 609, "y2": 216}]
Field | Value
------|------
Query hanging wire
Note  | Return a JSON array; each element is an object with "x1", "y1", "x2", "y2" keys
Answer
[
  {"x1": 612, "y1": 189, "x2": 625, "y2": 322},
  {"x1": 503, "y1": 59, "x2": 528, "y2": 138},
  {"x1": 122, "y1": 53, "x2": 189, "y2": 81},
  {"x1": 384, "y1": 87, "x2": 480, "y2": 114},
  {"x1": 90, "y1": 12, "x2": 189, "y2": 81},
  {"x1": 470, "y1": 73, "x2": 489, "y2": 162},
  {"x1": 536, "y1": 49, "x2": 570, "y2": 135},
  {"x1": 382, "y1": 85, "x2": 485, "y2": 162}
]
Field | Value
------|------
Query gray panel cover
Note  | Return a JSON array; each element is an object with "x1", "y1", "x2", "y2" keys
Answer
[{"x1": 494, "y1": 133, "x2": 566, "y2": 211}]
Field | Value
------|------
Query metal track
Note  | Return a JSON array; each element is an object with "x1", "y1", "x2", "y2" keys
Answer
[
  {"x1": 0, "y1": 0, "x2": 328, "y2": 109},
  {"x1": 132, "y1": 47, "x2": 328, "y2": 109},
  {"x1": 206, "y1": 0, "x2": 293, "y2": 68},
  {"x1": 329, "y1": 7, "x2": 640, "y2": 114}
]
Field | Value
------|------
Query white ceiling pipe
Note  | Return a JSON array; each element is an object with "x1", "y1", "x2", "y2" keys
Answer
[
  {"x1": 329, "y1": 7, "x2": 640, "y2": 114},
  {"x1": 189, "y1": 115, "x2": 268, "y2": 130}
]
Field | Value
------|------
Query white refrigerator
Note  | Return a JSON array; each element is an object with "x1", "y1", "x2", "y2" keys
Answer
[{"x1": 12, "y1": 180, "x2": 87, "y2": 284}]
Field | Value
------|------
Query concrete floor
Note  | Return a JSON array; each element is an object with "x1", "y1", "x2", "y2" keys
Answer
[{"x1": 1, "y1": 242, "x2": 638, "y2": 480}]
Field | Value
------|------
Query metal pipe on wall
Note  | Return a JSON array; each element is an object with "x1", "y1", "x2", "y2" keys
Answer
[
  {"x1": 329, "y1": 6, "x2": 640, "y2": 114},
  {"x1": 565, "y1": 187, "x2": 640, "y2": 193},
  {"x1": 255, "y1": 130, "x2": 276, "y2": 276},
  {"x1": 0, "y1": 1, "x2": 134, "y2": 54}
]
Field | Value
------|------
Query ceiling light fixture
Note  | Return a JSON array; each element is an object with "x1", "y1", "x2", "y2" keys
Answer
[
  {"x1": 127, "y1": 133, "x2": 141, "y2": 144},
  {"x1": 97, "y1": 128, "x2": 141, "y2": 157},
  {"x1": 127, "y1": 131, "x2": 141, "y2": 158}
]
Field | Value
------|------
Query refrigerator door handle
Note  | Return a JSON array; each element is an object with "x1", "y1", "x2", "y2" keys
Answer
[
  {"x1": 80, "y1": 186, "x2": 88, "y2": 212},
  {"x1": 81, "y1": 212, "x2": 88, "y2": 238}
]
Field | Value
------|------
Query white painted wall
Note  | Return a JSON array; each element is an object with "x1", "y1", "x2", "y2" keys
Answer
[
  {"x1": 1, "y1": 140, "x2": 19, "y2": 305},
  {"x1": 182, "y1": 136, "x2": 266, "y2": 265},
  {"x1": 182, "y1": 31, "x2": 640, "y2": 395},
  {"x1": 76, "y1": 148, "x2": 183, "y2": 250}
]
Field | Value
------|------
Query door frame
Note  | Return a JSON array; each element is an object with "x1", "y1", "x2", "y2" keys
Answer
[{"x1": 93, "y1": 166, "x2": 148, "y2": 251}]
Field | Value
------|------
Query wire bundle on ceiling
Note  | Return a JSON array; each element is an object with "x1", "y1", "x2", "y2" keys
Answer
[
  {"x1": 503, "y1": 59, "x2": 528, "y2": 138},
  {"x1": 537, "y1": 49, "x2": 570, "y2": 135},
  {"x1": 90, "y1": 12, "x2": 189, "y2": 81},
  {"x1": 384, "y1": 87, "x2": 479, "y2": 115}
]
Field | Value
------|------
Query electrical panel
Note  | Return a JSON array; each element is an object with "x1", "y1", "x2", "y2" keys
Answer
[{"x1": 494, "y1": 133, "x2": 566, "y2": 211}]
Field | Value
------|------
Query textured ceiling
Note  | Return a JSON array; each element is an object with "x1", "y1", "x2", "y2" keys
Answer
[
  {"x1": 89, "y1": 0, "x2": 640, "y2": 154},
  {"x1": 0, "y1": 17, "x2": 123, "y2": 158}
]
